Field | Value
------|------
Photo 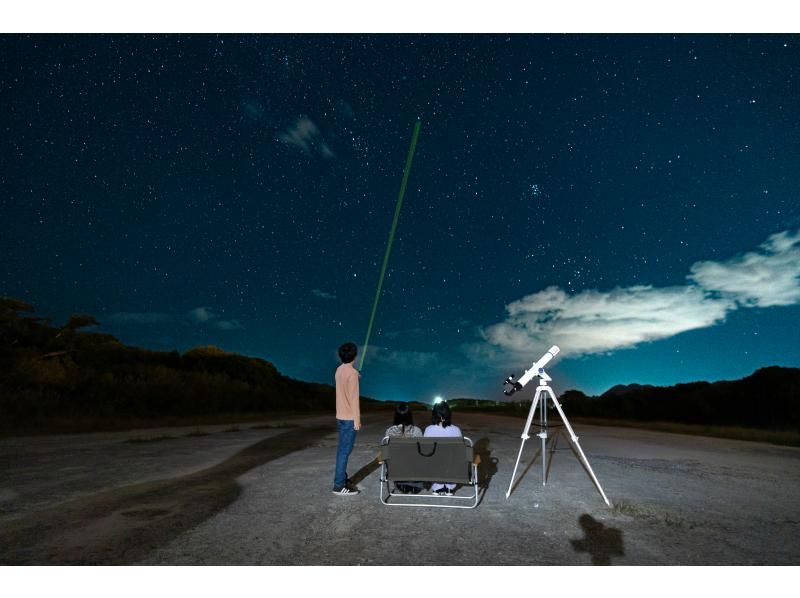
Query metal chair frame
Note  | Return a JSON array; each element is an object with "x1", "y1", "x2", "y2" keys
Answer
[{"x1": 378, "y1": 435, "x2": 481, "y2": 509}]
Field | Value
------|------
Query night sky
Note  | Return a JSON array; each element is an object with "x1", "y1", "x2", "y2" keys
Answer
[{"x1": 2, "y1": 34, "x2": 800, "y2": 402}]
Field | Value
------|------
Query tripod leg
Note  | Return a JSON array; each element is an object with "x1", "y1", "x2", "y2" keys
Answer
[
  {"x1": 505, "y1": 391, "x2": 541, "y2": 499},
  {"x1": 549, "y1": 391, "x2": 612, "y2": 507},
  {"x1": 540, "y1": 393, "x2": 547, "y2": 486}
]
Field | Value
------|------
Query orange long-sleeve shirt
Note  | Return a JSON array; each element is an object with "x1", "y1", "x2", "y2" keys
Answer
[{"x1": 335, "y1": 362, "x2": 361, "y2": 427}]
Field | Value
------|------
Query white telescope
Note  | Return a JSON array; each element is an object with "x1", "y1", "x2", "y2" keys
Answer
[
  {"x1": 502, "y1": 344, "x2": 611, "y2": 506},
  {"x1": 503, "y1": 345, "x2": 560, "y2": 395}
]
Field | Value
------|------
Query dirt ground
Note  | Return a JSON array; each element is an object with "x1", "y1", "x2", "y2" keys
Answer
[{"x1": 1, "y1": 411, "x2": 799, "y2": 565}]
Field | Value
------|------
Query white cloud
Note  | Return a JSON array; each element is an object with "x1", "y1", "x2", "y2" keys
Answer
[
  {"x1": 382, "y1": 327, "x2": 428, "y2": 340},
  {"x1": 277, "y1": 116, "x2": 335, "y2": 159},
  {"x1": 312, "y1": 289, "x2": 336, "y2": 300},
  {"x1": 105, "y1": 312, "x2": 172, "y2": 325},
  {"x1": 482, "y1": 229, "x2": 800, "y2": 358},
  {"x1": 188, "y1": 307, "x2": 243, "y2": 331},
  {"x1": 365, "y1": 346, "x2": 439, "y2": 369},
  {"x1": 688, "y1": 229, "x2": 800, "y2": 307},
  {"x1": 483, "y1": 285, "x2": 732, "y2": 357},
  {"x1": 106, "y1": 306, "x2": 244, "y2": 331},
  {"x1": 189, "y1": 306, "x2": 213, "y2": 323},
  {"x1": 214, "y1": 319, "x2": 244, "y2": 331}
]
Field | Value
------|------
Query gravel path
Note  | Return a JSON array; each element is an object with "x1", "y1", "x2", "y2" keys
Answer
[{"x1": 2, "y1": 412, "x2": 798, "y2": 565}]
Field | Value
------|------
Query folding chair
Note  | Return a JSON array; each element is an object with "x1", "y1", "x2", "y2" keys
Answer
[{"x1": 378, "y1": 436, "x2": 481, "y2": 508}]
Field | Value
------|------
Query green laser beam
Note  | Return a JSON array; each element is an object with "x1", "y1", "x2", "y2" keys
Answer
[{"x1": 358, "y1": 119, "x2": 421, "y2": 371}]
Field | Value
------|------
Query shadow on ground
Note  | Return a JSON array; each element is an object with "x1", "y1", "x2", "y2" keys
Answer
[
  {"x1": 0, "y1": 425, "x2": 328, "y2": 565},
  {"x1": 349, "y1": 457, "x2": 381, "y2": 487},
  {"x1": 570, "y1": 514, "x2": 625, "y2": 565},
  {"x1": 474, "y1": 437, "x2": 499, "y2": 489}
]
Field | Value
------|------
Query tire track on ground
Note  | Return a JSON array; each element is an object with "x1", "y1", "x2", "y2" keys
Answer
[{"x1": 0, "y1": 425, "x2": 328, "y2": 564}]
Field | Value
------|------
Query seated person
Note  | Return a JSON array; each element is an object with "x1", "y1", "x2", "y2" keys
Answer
[
  {"x1": 385, "y1": 402, "x2": 423, "y2": 438},
  {"x1": 385, "y1": 402, "x2": 424, "y2": 494},
  {"x1": 424, "y1": 401, "x2": 463, "y2": 496}
]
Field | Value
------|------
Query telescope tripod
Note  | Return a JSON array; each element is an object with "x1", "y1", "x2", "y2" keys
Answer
[{"x1": 505, "y1": 379, "x2": 611, "y2": 506}]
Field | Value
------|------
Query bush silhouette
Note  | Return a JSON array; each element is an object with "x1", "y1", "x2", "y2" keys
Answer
[{"x1": 0, "y1": 297, "x2": 361, "y2": 432}]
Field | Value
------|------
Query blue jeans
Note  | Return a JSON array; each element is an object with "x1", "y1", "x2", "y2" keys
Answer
[{"x1": 333, "y1": 419, "x2": 357, "y2": 489}]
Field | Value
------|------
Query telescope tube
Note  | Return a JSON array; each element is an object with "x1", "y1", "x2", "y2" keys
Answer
[{"x1": 516, "y1": 345, "x2": 560, "y2": 388}]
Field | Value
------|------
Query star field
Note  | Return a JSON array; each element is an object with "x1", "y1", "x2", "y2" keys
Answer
[{"x1": 2, "y1": 34, "x2": 799, "y2": 400}]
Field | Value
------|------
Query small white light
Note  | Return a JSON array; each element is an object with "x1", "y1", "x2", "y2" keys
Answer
[{"x1": 433, "y1": 396, "x2": 443, "y2": 404}]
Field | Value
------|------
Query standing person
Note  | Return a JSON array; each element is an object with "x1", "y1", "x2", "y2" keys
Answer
[
  {"x1": 424, "y1": 401, "x2": 462, "y2": 496},
  {"x1": 333, "y1": 342, "x2": 361, "y2": 496}
]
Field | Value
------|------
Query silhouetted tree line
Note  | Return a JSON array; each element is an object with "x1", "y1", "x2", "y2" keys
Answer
[
  {"x1": 0, "y1": 297, "x2": 362, "y2": 431},
  {"x1": 559, "y1": 368, "x2": 800, "y2": 429},
  {"x1": 443, "y1": 376, "x2": 799, "y2": 429}
]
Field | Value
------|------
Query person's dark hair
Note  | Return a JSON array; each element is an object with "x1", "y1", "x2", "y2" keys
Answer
[
  {"x1": 431, "y1": 401, "x2": 452, "y2": 428},
  {"x1": 338, "y1": 342, "x2": 357, "y2": 364},
  {"x1": 393, "y1": 402, "x2": 414, "y2": 428}
]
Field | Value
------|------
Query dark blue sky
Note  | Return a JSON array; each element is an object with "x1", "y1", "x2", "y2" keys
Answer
[{"x1": 2, "y1": 34, "x2": 799, "y2": 400}]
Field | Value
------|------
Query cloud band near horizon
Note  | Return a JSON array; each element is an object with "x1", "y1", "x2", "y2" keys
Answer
[
  {"x1": 105, "y1": 306, "x2": 243, "y2": 331},
  {"x1": 482, "y1": 229, "x2": 800, "y2": 358}
]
